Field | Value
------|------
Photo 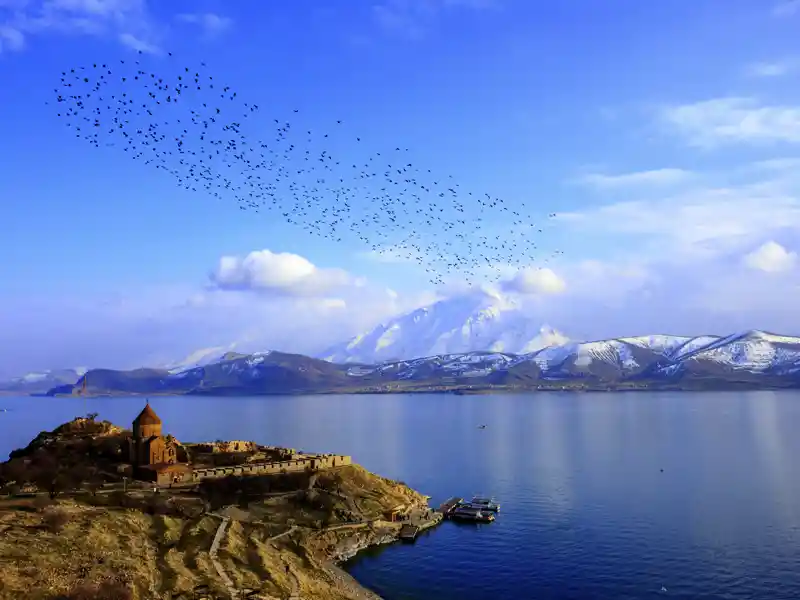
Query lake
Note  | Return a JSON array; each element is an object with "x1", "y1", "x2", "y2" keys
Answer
[{"x1": 2, "y1": 391, "x2": 800, "y2": 600}]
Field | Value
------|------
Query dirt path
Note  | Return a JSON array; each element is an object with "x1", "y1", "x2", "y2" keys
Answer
[
  {"x1": 266, "y1": 525, "x2": 297, "y2": 543},
  {"x1": 209, "y1": 516, "x2": 237, "y2": 598}
]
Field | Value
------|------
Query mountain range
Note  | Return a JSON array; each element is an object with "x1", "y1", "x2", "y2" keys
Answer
[
  {"x1": 0, "y1": 368, "x2": 87, "y2": 395},
  {"x1": 3, "y1": 293, "x2": 800, "y2": 396},
  {"x1": 21, "y1": 330, "x2": 800, "y2": 396}
]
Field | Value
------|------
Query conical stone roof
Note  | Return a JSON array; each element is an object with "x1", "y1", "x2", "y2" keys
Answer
[{"x1": 133, "y1": 402, "x2": 161, "y2": 426}]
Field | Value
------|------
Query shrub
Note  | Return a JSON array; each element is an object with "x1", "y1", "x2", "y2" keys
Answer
[
  {"x1": 108, "y1": 490, "x2": 137, "y2": 509},
  {"x1": 33, "y1": 495, "x2": 54, "y2": 512},
  {"x1": 146, "y1": 495, "x2": 170, "y2": 516},
  {"x1": 0, "y1": 458, "x2": 29, "y2": 486},
  {"x1": 43, "y1": 508, "x2": 70, "y2": 533},
  {"x1": 53, "y1": 581, "x2": 133, "y2": 600}
]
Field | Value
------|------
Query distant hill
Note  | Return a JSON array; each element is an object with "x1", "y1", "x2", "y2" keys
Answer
[
  {"x1": 0, "y1": 368, "x2": 87, "y2": 395},
  {"x1": 47, "y1": 351, "x2": 356, "y2": 396},
  {"x1": 32, "y1": 331, "x2": 800, "y2": 396}
]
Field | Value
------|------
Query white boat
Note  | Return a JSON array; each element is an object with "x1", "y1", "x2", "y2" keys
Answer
[
  {"x1": 450, "y1": 505, "x2": 495, "y2": 522},
  {"x1": 470, "y1": 495, "x2": 500, "y2": 512}
]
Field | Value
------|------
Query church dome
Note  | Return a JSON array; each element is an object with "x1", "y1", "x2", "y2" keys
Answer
[{"x1": 134, "y1": 403, "x2": 162, "y2": 426}]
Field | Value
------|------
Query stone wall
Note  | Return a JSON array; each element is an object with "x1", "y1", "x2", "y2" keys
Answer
[{"x1": 181, "y1": 453, "x2": 352, "y2": 484}]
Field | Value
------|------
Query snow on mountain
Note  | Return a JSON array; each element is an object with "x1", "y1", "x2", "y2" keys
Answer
[
  {"x1": 503, "y1": 330, "x2": 800, "y2": 380},
  {"x1": 320, "y1": 289, "x2": 570, "y2": 364},
  {"x1": 334, "y1": 329, "x2": 800, "y2": 384},
  {"x1": 677, "y1": 330, "x2": 800, "y2": 374},
  {"x1": 25, "y1": 330, "x2": 799, "y2": 394},
  {"x1": 346, "y1": 351, "x2": 517, "y2": 380},
  {"x1": 0, "y1": 367, "x2": 88, "y2": 393},
  {"x1": 18, "y1": 372, "x2": 50, "y2": 384},
  {"x1": 525, "y1": 339, "x2": 652, "y2": 379},
  {"x1": 320, "y1": 311, "x2": 800, "y2": 384},
  {"x1": 163, "y1": 345, "x2": 239, "y2": 374}
]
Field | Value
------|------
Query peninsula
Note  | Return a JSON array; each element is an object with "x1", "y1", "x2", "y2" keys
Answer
[{"x1": 0, "y1": 405, "x2": 441, "y2": 600}]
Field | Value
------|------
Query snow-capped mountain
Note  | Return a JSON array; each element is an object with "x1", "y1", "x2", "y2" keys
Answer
[
  {"x1": 320, "y1": 289, "x2": 569, "y2": 364},
  {"x1": 0, "y1": 368, "x2": 88, "y2": 394},
  {"x1": 26, "y1": 329, "x2": 800, "y2": 396},
  {"x1": 667, "y1": 331, "x2": 800, "y2": 378},
  {"x1": 338, "y1": 330, "x2": 800, "y2": 384},
  {"x1": 8, "y1": 325, "x2": 800, "y2": 397},
  {"x1": 162, "y1": 344, "x2": 241, "y2": 374}
]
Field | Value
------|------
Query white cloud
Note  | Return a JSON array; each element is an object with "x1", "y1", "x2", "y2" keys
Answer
[
  {"x1": 751, "y1": 157, "x2": 800, "y2": 171},
  {"x1": 0, "y1": 258, "x2": 442, "y2": 378},
  {"x1": 118, "y1": 31, "x2": 155, "y2": 53},
  {"x1": 3, "y1": 228, "x2": 800, "y2": 379},
  {"x1": 209, "y1": 249, "x2": 353, "y2": 297},
  {"x1": 743, "y1": 241, "x2": 797, "y2": 272},
  {"x1": 560, "y1": 174, "x2": 800, "y2": 262},
  {"x1": 0, "y1": 23, "x2": 23, "y2": 51},
  {"x1": 772, "y1": 0, "x2": 800, "y2": 16},
  {"x1": 175, "y1": 12, "x2": 231, "y2": 37},
  {"x1": 372, "y1": 0, "x2": 496, "y2": 38},
  {"x1": 662, "y1": 97, "x2": 800, "y2": 147},
  {"x1": 578, "y1": 168, "x2": 692, "y2": 189},
  {"x1": 0, "y1": 0, "x2": 160, "y2": 51},
  {"x1": 501, "y1": 267, "x2": 566, "y2": 295},
  {"x1": 745, "y1": 60, "x2": 795, "y2": 77},
  {"x1": 539, "y1": 161, "x2": 800, "y2": 337}
]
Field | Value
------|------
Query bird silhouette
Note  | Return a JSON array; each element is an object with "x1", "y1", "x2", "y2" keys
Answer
[{"x1": 51, "y1": 51, "x2": 564, "y2": 284}]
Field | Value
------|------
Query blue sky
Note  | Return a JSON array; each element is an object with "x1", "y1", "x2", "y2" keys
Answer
[{"x1": 2, "y1": 0, "x2": 800, "y2": 376}]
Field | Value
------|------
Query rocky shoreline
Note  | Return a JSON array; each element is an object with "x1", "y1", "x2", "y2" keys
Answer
[
  {"x1": 0, "y1": 416, "x2": 443, "y2": 600},
  {"x1": 314, "y1": 513, "x2": 443, "y2": 600}
]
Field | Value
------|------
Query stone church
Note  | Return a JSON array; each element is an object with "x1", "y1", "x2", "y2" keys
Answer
[{"x1": 127, "y1": 403, "x2": 188, "y2": 483}]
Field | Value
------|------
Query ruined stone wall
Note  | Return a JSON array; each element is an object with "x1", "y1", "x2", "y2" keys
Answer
[
  {"x1": 188, "y1": 441, "x2": 269, "y2": 454},
  {"x1": 214, "y1": 440, "x2": 258, "y2": 453},
  {"x1": 183, "y1": 454, "x2": 352, "y2": 483}
]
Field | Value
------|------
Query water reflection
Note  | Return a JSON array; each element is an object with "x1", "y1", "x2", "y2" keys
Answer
[
  {"x1": 475, "y1": 394, "x2": 514, "y2": 493},
  {"x1": 4, "y1": 391, "x2": 800, "y2": 600},
  {"x1": 527, "y1": 395, "x2": 575, "y2": 517},
  {"x1": 748, "y1": 392, "x2": 798, "y2": 528}
]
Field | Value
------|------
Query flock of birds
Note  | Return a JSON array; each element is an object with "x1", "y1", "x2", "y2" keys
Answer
[{"x1": 51, "y1": 51, "x2": 562, "y2": 284}]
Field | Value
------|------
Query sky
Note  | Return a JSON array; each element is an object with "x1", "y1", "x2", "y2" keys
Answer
[{"x1": 1, "y1": 0, "x2": 800, "y2": 377}]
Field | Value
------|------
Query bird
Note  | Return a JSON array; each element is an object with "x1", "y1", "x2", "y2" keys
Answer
[{"x1": 50, "y1": 51, "x2": 564, "y2": 285}]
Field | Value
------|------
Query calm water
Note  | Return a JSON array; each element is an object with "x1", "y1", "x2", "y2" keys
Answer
[{"x1": 2, "y1": 392, "x2": 800, "y2": 600}]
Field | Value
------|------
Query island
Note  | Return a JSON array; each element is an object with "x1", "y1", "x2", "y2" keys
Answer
[{"x1": 0, "y1": 404, "x2": 441, "y2": 600}]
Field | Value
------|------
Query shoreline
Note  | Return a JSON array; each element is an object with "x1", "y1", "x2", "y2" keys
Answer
[
  {"x1": 320, "y1": 511, "x2": 444, "y2": 600},
  {"x1": 0, "y1": 419, "x2": 443, "y2": 600},
  {"x1": 0, "y1": 412, "x2": 444, "y2": 599},
  {"x1": 18, "y1": 383, "x2": 799, "y2": 399}
]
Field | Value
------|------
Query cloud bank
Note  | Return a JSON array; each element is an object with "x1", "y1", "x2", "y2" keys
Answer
[{"x1": 0, "y1": 0, "x2": 232, "y2": 53}]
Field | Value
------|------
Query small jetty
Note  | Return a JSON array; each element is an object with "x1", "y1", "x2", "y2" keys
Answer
[
  {"x1": 399, "y1": 524, "x2": 420, "y2": 542},
  {"x1": 438, "y1": 497, "x2": 463, "y2": 516}
]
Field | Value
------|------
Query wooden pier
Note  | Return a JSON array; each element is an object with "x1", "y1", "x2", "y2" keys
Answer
[
  {"x1": 438, "y1": 497, "x2": 463, "y2": 517},
  {"x1": 399, "y1": 524, "x2": 420, "y2": 542}
]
